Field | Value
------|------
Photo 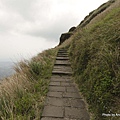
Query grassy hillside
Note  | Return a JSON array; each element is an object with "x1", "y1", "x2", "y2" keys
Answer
[
  {"x1": 60, "y1": 0, "x2": 120, "y2": 119},
  {"x1": 0, "y1": 49, "x2": 57, "y2": 119},
  {"x1": 0, "y1": 0, "x2": 119, "y2": 119}
]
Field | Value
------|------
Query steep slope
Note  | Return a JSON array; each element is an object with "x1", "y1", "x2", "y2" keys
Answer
[
  {"x1": 58, "y1": 0, "x2": 120, "y2": 119},
  {"x1": 0, "y1": 49, "x2": 57, "y2": 119},
  {"x1": 0, "y1": 0, "x2": 119, "y2": 119}
]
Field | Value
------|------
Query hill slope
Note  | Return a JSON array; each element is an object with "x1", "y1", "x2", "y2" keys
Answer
[
  {"x1": 0, "y1": 0, "x2": 119, "y2": 119},
  {"x1": 59, "y1": 0, "x2": 120, "y2": 119}
]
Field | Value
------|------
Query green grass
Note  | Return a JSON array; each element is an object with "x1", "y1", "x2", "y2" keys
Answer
[
  {"x1": 0, "y1": 48, "x2": 57, "y2": 120},
  {"x1": 69, "y1": 4, "x2": 120, "y2": 120},
  {"x1": 0, "y1": 1, "x2": 119, "y2": 119}
]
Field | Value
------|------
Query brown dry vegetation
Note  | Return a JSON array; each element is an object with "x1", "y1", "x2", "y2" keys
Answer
[{"x1": 0, "y1": 49, "x2": 57, "y2": 119}]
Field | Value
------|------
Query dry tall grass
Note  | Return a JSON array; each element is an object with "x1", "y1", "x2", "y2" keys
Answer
[{"x1": 0, "y1": 48, "x2": 57, "y2": 119}]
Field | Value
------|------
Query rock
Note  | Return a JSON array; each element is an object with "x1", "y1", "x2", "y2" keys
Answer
[
  {"x1": 59, "y1": 26, "x2": 76, "y2": 45},
  {"x1": 69, "y1": 27, "x2": 76, "y2": 32},
  {"x1": 59, "y1": 32, "x2": 73, "y2": 45}
]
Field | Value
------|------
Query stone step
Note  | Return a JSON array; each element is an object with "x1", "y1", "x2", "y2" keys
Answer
[
  {"x1": 57, "y1": 54, "x2": 68, "y2": 57},
  {"x1": 58, "y1": 52, "x2": 67, "y2": 54},
  {"x1": 58, "y1": 51, "x2": 67, "y2": 53},
  {"x1": 58, "y1": 51, "x2": 68, "y2": 53},
  {"x1": 57, "y1": 54, "x2": 68, "y2": 56},
  {"x1": 53, "y1": 70, "x2": 72, "y2": 74},
  {"x1": 41, "y1": 48, "x2": 90, "y2": 120},
  {"x1": 54, "y1": 61, "x2": 71, "y2": 66},
  {"x1": 56, "y1": 57, "x2": 69, "y2": 60},
  {"x1": 53, "y1": 66, "x2": 72, "y2": 72},
  {"x1": 58, "y1": 49, "x2": 67, "y2": 51},
  {"x1": 57, "y1": 54, "x2": 69, "y2": 57},
  {"x1": 52, "y1": 70, "x2": 72, "y2": 75},
  {"x1": 57, "y1": 52, "x2": 68, "y2": 54}
]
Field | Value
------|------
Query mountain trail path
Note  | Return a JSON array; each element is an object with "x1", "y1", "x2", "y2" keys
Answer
[{"x1": 41, "y1": 48, "x2": 90, "y2": 120}]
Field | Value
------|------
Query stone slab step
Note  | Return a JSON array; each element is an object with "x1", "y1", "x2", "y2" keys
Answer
[
  {"x1": 52, "y1": 71, "x2": 72, "y2": 75},
  {"x1": 54, "y1": 63, "x2": 70, "y2": 66},
  {"x1": 53, "y1": 67, "x2": 72, "y2": 72},
  {"x1": 57, "y1": 53, "x2": 68, "y2": 55},
  {"x1": 56, "y1": 57, "x2": 69, "y2": 60},
  {"x1": 58, "y1": 50, "x2": 67, "y2": 52},
  {"x1": 57, "y1": 55, "x2": 69, "y2": 57},
  {"x1": 41, "y1": 48, "x2": 90, "y2": 120},
  {"x1": 58, "y1": 51, "x2": 67, "y2": 53},
  {"x1": 59, "y1": 49, "x2": 67, "y2": 51},
  {"x1": 57, "y1": 54, "x2": 68, "y2": 57}
]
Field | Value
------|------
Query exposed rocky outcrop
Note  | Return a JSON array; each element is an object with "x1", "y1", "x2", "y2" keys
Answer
[
  {"x1": 69, "y1": 27, "x2": 76, "y2": 32},
  {"x1": 59, "y1": 27, "x2": 76, "y2": 45}
]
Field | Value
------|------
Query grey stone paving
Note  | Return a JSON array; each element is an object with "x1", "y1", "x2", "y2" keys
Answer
[
  {"x1": 55, "y1": 60, "x2": 71, "y2": 66},
  {"x1": 56, "y1": 57, "x2": 69, "y2": 60},
  {"x1": 41, "y1": 48, "x2": 90, "y2": 120}
]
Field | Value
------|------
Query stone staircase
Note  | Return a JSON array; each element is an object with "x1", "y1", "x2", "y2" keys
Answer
[{"x1": 41, "y1": 48, "x2": 90, "y2": 120}]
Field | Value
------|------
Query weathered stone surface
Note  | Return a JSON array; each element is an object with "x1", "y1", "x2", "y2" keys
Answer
[
  {"x1": 61, "y1": 82, "x2": 70, "y2": 87},
  {"x1": 45, "y1": 97, "x2": 64, "y2": 106},
  {"x1": 58, "y1": 50, "x2": 67, "y2": 52},
  {"x1": 41, "y1": 117, "x2": 78, "y2": 120},
  {"x1": 55, "y1": 60, "x2": 70, "y2": 65},
  {"x1": 57, "y1": 54, "x2": 69, "y2": 57},
  {"x1": 52, "y1": 71, "x2": 72, "y2": 75},
  {"x1": 64, "y1": 98, "x2": 85, "y2": 108},
  {"x1": 69, "y1": 27, "x2": 76, "y2": 32},
  {"x1": 49, "y1": 82, "x2": 60, "y2": 86},
  {"x1": 59, "y1": 32, "x2": 73, "y2": 45},
  {"x1": 57, "y1": 53, "x2": 68, "y2": 55},
  {"x1": 51, "y1": 75, "x2": 71, "y2": 79},
  {"x1": 41, "y1": 118, "x2": 64, "y2": 120},
  {"x1": 51, "y1": 78, "x2": 66, "y2": 82},
  {"x1": 63, "y1": 92, "x2": 81, "y2": 98},
  {"x1": 42, "y1": 106, "x2": 64, "y2": 118},
  {"x1": 51, "y1": 76, "x2": 71, "y2": 82},
  {"x1": 53, "y1": 65, "x2": 72, "y2": 69},
  {"x1": 51, "y1": 75, "x2": 61, "y2": 78},
  {"x1": 53, "y1": 66, "x2": 72, "y2": 72},
  {"x1": 47, "y1": 92, "x2": 63, "y2": 98},
  {"x1": 49, "y1": 86, "x2": 66, "y2": 92},
  {"x1": 65, "y1": 107, "x2": 90, "y2": 119},
  {"x1": 56, "y1": 57, "x2": 69, "y2": 60},
  {"x1": 66, "y1": 87, "x2": 78, "y2": 92}
]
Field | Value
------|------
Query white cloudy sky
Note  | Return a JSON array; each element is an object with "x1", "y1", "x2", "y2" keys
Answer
[{"x1": 0, "y1": 0, "x2": 108, "y2": 62}]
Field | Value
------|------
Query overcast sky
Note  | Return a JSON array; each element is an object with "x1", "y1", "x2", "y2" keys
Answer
[{"x1": 0, "y1": 0, "x2": 108, "y2": 62}]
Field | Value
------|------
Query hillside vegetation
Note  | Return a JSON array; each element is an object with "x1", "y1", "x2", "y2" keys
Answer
[
  {"x1": 60, "y1": 0, "x2": 120, "y2": 119},
  {"x1": 0, "y1": 0, "x2": 119, "y2": 119},
  {"x1": 0, "y1": 49, "x2": 57, "y2": 119}
]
